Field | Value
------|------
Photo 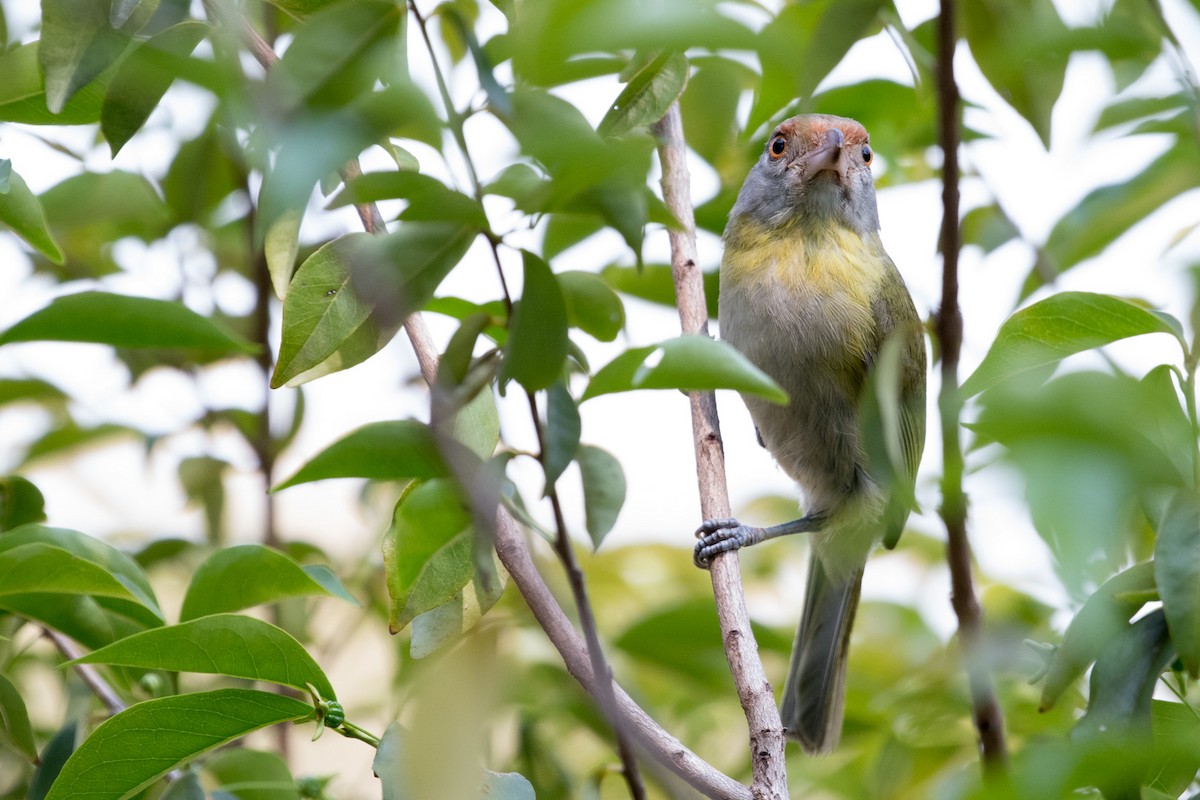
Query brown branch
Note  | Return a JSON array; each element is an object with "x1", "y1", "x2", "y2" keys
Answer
[
  {"x1": 652, "y1": 104, "x2": 789, "y2": 800},
  {"x1": 935, "y1": 0, "x2": 1008, "y2": 772},
  {"x1": 493, "y1": 512, "x2": 752, "y2": 800},
  {"x1": 204, "y1": 6, "x2": 751, "y2": 798},
  {"x1": 525, "y1": 385, "x2": 648, "y2": 800},
  {"x1": 45, "y1": 629, "x2": 126, "y2": 716}
]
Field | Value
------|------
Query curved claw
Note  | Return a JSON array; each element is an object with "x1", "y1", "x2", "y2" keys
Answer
[{"x1": 692, "y1": 518, "x2": 761, "y2": 569}]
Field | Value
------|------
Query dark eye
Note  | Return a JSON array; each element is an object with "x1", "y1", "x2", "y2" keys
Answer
[
  {"x1": 769, "y1": 136, "x2": 786, "y2": 158},
  {"x1": 861, "y1": 145, "x2": 872, "y2": 163}
]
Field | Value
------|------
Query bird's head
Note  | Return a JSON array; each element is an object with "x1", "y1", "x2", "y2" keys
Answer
[{"x1": 728, "y1": 114, "x2": 880, "y2": 238}]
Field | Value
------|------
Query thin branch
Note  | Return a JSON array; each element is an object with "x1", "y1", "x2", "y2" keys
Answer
[
  {"x1": 935, "y1": 0, "x2": 1009, "y2": 772},
  {"x1": 492, "y1": 512, "x2": 753, "y2": 800},
  {"x1": 45, "y1": 629, "x2": 125, "y2": 715},
  {"x1": 652, "y1": 104, "x2": 789, "y2": 800},
  {"x1": 526, "y1": 390, "x2": 648, "y2": 800},
  {"x1": 204, "y1": 6, "x2": 751, "y2": 798}
]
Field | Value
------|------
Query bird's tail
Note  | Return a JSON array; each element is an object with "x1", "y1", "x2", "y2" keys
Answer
[{"x1": 780, "y1": 554, "x2": 864, "y2": 753}]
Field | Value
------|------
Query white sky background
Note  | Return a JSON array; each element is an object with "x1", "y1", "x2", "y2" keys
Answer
[{"x1": 1, "y1": 0, "x2": 1200, "y2": 642}]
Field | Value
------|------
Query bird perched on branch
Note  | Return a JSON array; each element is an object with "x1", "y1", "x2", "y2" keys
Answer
[{"x1": 694, "y1": 114, "x2": 926, "y2": 753}]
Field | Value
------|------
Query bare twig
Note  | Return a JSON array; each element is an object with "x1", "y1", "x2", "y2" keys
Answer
[
  {"x1": 934, "y1": 0, "x2": 1009, "y2": 772},
  {"x1": 652, "y1": 104, "x2": 789, "y2": 800},
  {"x1": 205, "y1": 5, "x2": 751, "y2": 798},
  {"x1": 527, "y1": 390, "x2": 648, "y2": 800},
  {"x1": 45, "y1": 629, "x2": 126, "y2": 715}
]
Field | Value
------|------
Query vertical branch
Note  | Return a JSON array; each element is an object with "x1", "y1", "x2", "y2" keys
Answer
[
  {"x1": 934, "y1": 0, "x2": 1009, "y2": 771},
  {"x1": 652, "y1": 104, "x2": 789, "y2": 800}
]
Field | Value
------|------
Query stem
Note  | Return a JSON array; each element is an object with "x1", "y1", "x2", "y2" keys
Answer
[
  {"x1": 935, "y1": 0, "x2": 1009, "y2": 773},
  {"x1": 526, "y1": 390, "x2": 647, "y2": 800},
  {"x1": 651, "y1": 104, "x2": 789, "y2": 800},
  {"x1": 407, "y1": 0, "x2": 482, "y2": 195},
  {"x1": 336, "y1": 719, "x2": 382, "y2": 748},
  {"x1": 45, "y1": 629, "x2": 126, "y2": 716}
]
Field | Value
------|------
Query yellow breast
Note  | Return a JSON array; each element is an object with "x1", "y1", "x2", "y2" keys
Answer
[{"x1": 722, "y1": 219, "x2": 887, "y2": 305}]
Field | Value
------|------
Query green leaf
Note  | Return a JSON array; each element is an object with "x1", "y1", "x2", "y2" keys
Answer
[
  {"x1": 265, "y1": 208, "x2": 303, "y2": 300},
  {"x1": 501, "y1": 251, "x2": 568, "y2": 391},
  {"x1": 582, "y1": 335, "x2": 787, "y2": 403},
  {"x1": 41, "y1": 171, "x2": 172, "y2": 246},
  {"x1": 961, "y1": 292, "x2": 1183, "y2": 397},
  {"x1": 179, "y1": 544, "x2": 352, "y2": 621},
  {"x1": 542, "y1": 214, "x2": 605, "y2": 260},
  {"x1": 43, "y1": 689, "x2": 312, "y2": 800},
  {"x1": 616, "y1": 597, "x2": 791, "y2": 688},
  {"x1": 373, "y1": 722, "x2": 406, "y2": 800},
  {"x1": 0, "y1": 168, "x2": 64, "y2": 263},
  {"x1": 1156, "y1": 492, "x2": 1200, "y2": 677},
  {"x1": 0, "y1": 671, "x2": 38, "y2": 761},
  {"x1": 961, "y1": 202, "x2": 1020, "y2": 254},
  {"x1": 0, "y1": 43, "x2": 110, "y2": 125},
  {"x1": 101, "y1": 21, "x2": 208, "y2": 155},
  {"x1": 0, "y1": 542, "x2": 149, "y2": 607},
  {"x1": 266, "y1": 0, "x2": 403, "y2": 114},
  {"x1": 160, "y1": 773, "x2": 204, "y2": 800},
  {"x1": 205, "y1": 749, "x2": 300, "y2": 800},
  {"x1": 962, "y1": 0, "x2": 1069, "y2": 147},
  {"x1": 448, "y1": 389, "x2": 501, "y2": 461},
  {"x1": 382, "y1": 479, "x2": 474, "y2": 633},
  {"x1": 329, "y1": 172, "x2": 487, "y2": 228},
  {"x1": 257, "y1": 83, "x2": 442, "y2": 233},
  {"x1": 30, "y1": 721, "x2": 78, "y2": 800},
  {"x1": 481, "y1": 772, "x2": 535, "y2": 800},
  {"x1": 410, "y1": 556, "x2": 507, "y2": 659},
  {"x1": 71, "y1": 614, "x2": 336, "y2": 700},
  {"x1": 510, "y1": 0, "x2": 753, "y2": 86},
  {"x1": 1040, "y1": 561, "x2": 1157, "y2": 710},
  {"x1": 272, "y1": 225, "x2": 476, "y2": 387},
  {"x1": 0, "y1": 525, "x2": 162, "y2": 624},
  {"x1": 598, "y1": 51, "x2": 688, "y2": 138},
  {"x1": 274, "y1": 420, "x2": 446, "y2": 490},
  {"x1": 542, "y1": 382, "x2": 580, "y2": 491},
  {"x1": 557, "y1": 271, "x2": 624, "y2": 342},
  {"x1": 301, "y1": 565, "x2": 361, "y2": 607},
  {"x1": 0, "y1": 475, "x2": 47, "y2": 531},
  {"x1": 0, "y1": 292, "x2": 256, "y2": 353},
  {"x1": 1075, "y1": 609, "x2": 1174, "y2": 738},
  {"x1": 577, "y1": 444, "x2": 624, "y2": 548},
  {"x1": 600, "y1": 263, "x2": 718, "y2": 319},
  {"x1": 753, "y1": 0, "x2": 884, "y2": 129},
  {"x1": 40, "y1": 0, "x2": 136, "y2": 114},
  {"x1": 1038, "y1": 144, "x2": 1200, "y2": 284},
  {"x1": 162, "y1": 121, "x2": 241, "y2": 225}
]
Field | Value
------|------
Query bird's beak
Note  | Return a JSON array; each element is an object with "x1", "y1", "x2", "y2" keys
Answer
[{"x1": 797, "y1": 128, "x2": 846, "y2": 181}]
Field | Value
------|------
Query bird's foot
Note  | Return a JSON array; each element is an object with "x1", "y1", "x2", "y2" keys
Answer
[{"x1": 693, "y1": 518, "x2": 764, "y2": 568}]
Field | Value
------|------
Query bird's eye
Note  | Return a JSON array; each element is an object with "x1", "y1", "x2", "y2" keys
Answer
[
  {"x1": 861, "y1": 145, "x2": 872, "y2": 163},
  {"x1": 769, "y1": 136, "x2": 787, "y2": 158}
]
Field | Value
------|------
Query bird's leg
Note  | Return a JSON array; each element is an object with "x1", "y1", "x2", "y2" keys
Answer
[{"x1": 693, "y1": 513, "x2": 825, "y2": 568}]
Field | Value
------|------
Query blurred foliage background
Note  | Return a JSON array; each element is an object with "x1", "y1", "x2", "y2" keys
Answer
[{"x1": 1, "y1": 0, "x2": 1200, "y2": 798}]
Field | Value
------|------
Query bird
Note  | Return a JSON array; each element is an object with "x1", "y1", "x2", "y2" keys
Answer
[{"x1": 693, "y1": 114, "x2": 927, "y2": 753}]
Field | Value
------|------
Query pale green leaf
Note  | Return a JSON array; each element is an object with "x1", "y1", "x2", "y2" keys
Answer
[
  {"x1": 0, "y1": 292, "x2": 256, "y2": 353},
  {"x1": 273, "y1": 420, "x2": 446, "y2": 490},
  {"x1": 180, "y1": 544, "x2": 351, "y2": 621},
  {"x1": 0, "y1": 168, "x2": 64, "y2": 263},
  {"x1": 597, "y1": 51, "x2": 689, "y2": 138},
  {"x1": 582, "y1": 335, "x2": 787, "y2": 403},
  {"x1": 577, "y1": 444, "x2": 625, "y2": 548},
  {"x1": 961, "y1": 292, "x2": 1183, "y2": 397},
  {"x1": 72, "y1": 614, "x2": 336, "y2": 699},
  {"x1": 43, "y1": 690, "x2": 312, "y2": 800}
]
